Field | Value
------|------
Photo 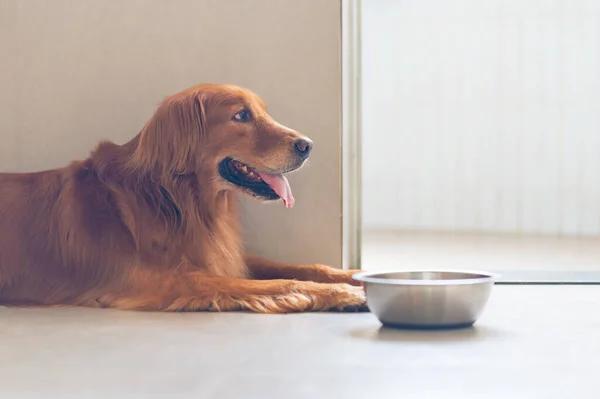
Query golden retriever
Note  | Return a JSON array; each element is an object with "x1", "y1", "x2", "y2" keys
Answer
[{"x1": 0, "y1": 84, "x2": 367, "y2": 313}]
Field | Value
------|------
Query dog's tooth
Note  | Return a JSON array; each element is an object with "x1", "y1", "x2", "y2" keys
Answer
[{"x1": 241, "y1": 165, "x2": 248, "y2": 172}]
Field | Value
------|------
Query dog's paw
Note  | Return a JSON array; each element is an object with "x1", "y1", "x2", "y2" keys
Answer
[
  {"x1": 314, "y1": 265, "x2": 364, "y2": 286},
  {"x1": 331, "y1": 284, "x2": 369, "y2": 312},
  {"x1": 343, "y1": 269, "x2": 365, "y2": 287}
]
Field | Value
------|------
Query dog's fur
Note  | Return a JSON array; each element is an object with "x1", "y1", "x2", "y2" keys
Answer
[{"x1": 0, "y1": 84, "x2": 366, "y2": 313}]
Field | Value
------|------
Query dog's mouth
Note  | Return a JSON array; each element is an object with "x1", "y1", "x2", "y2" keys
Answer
[{"x1": 218, "y1": 158, "x2": 295, "y2": 208}]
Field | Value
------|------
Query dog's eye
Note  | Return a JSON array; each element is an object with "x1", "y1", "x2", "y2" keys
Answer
[{"x1": 233, "y1": 110, "x2": 251, "y2": 122}]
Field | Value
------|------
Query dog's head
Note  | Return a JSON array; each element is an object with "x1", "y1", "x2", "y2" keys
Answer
[{"x1": 135, "y1": 84, "x2": 313, "y2": 208}]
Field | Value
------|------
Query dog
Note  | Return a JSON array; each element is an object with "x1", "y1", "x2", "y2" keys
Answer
[{"x1": 0, "y1": 84, "x2": 367, "y2": 313}]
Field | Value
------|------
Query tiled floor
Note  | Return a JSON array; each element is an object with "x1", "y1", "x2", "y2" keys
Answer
[
  {"x1": 3, "y1": 285, "x2": 600, "y2": 398},
  {"x1": 362, "y1": 230, "x2": 600, "y2": 272}
]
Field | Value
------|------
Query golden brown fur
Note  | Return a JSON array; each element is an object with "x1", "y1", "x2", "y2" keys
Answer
[{"x1": 0, "y1": 84, "x2": 366, "y2": 313}]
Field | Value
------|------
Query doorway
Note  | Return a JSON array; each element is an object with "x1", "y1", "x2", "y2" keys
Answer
[{"x1": 350, "y1": 0, "x2": 600, "y2": 281}]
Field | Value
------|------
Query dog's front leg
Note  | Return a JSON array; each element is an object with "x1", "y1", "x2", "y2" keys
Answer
[
  {"x1": 245, "y1": 255, "x2": 362, "y2": 286},
  {"x1": 93, "y1": 271, "x2": 367, "y2": 313}
]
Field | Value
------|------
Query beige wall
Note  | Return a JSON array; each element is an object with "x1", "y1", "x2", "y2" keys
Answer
[{"x1": 0, "y1": 0, "x2": 343, "y2": 267}]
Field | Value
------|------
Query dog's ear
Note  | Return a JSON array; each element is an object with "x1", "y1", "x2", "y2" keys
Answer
[{"x1": 131, "y1": 90, "x2": 207, "y2": 180}]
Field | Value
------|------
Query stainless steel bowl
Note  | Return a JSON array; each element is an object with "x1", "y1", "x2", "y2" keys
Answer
[{"x1": 353, "y1": 270, "x2": 498, "y2": 329}]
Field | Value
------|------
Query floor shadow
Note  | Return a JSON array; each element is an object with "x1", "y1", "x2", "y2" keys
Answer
[{"x1": 349, "y1": 323, "x2": 508, "y2": 343}]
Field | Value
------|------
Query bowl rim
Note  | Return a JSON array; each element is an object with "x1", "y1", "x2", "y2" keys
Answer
[{"x1": 352, "y1": 269, "x2": 500, "y2": 286}]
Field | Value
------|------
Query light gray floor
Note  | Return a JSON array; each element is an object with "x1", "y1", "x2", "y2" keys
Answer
[{"x1": 2, "y1": 285, "x2": 600, "y2": 399}]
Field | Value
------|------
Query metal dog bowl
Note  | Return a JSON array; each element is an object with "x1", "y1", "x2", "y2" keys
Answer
[{"x1": 353, "y1": 270, "x2": 498, "y2": 329}]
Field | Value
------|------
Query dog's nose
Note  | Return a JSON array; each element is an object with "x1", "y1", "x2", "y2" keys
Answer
[{"x1": 294, "y1": 138, "x2": 313, "y2": 159}]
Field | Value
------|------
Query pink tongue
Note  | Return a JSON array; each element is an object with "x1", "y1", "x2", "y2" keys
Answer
[{"x1": 257, "y1": 172, "x2": 295, "y2": 208}]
